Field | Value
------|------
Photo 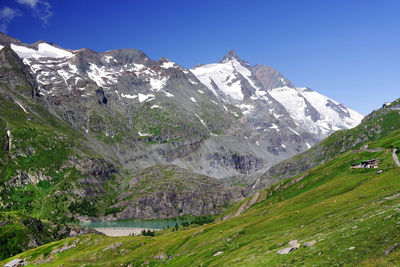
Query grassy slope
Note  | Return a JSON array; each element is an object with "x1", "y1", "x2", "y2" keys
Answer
[
  {"x1": 3, "y1": 121, "x2": 400, "y2": 266},
  {"x1": 0, "y1": 211, "x2": 59, "y2": 260},
  {"x1": 0, "y1": 82, "x2": 123, "y2": 223},
  {"x1": 0, "y1": 85, "x2": 74, "y2": 218},
  {"x1": 257, "y1": 100, "x2": 400, "y2": 189}
]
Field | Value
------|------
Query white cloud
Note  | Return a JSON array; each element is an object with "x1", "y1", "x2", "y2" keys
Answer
[
  {"x1": 0, "y1": 7, "x2": 21, "y2": 33},
  {"x1": 16, "y1": 0, "x2": 40, "y2": 8},
  {"x1": 32, "y1": 1, "x2": 52, "y2": 24},
  {"x1": 16, "y1": 0, "x2": 53, "y2": 24},
  {"x1": 0, "y1": 0, "x2": 53, "y2": 32}
]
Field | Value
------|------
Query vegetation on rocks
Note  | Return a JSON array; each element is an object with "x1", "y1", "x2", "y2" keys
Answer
[{"x1": 0, "y1": 211, "x2": 98, "y2": 261}]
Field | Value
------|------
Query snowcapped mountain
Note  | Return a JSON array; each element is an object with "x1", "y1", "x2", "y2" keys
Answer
[
  {"x1": 191, "y1": 50, "x2": 363, "y2": 138},
  {"x1": 0, "y1": 33, "x2": 363, "y2": 182}
]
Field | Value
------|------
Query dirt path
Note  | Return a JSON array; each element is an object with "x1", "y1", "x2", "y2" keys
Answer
[
  {"x1": 222, "y1": 190, "x2": 261, "y2": 221},
  {"x1": 393, "y1": 149, "x2": 400, "y2": 167}
]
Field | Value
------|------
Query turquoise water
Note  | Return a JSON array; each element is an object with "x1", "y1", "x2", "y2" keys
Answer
[{"x1": 80, "y1": 220, "x2": 183, "y2": 229}]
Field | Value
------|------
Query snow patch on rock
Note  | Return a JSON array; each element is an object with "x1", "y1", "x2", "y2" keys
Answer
[{"x1": 10, "y1": 43, "x2": 73, "y2": 59}]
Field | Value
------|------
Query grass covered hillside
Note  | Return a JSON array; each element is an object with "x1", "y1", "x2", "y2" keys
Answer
[
  {"x1": 3, "y1": 109, "x2": 400, "y2": 266},
  {"x1": 0, "y1": 74, "x2": 122, "y2": 223},
  {"x1": 253, "y1": 98, "x2": 400, "y2": 192},
  {"x1": 0, "y1": 211, "x2": 99, "y2": 261},
  {"x1": 0, "y1": 211, "x2": 56, "y2": 260}
]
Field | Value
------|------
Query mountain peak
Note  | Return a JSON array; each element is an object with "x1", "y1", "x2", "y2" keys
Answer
[
  {"x1": 219, "y1": 49, "x2": 243, "y2": 63},
  {"x1": 0, "y1": 32, "x2": 22, "y2": 46}
]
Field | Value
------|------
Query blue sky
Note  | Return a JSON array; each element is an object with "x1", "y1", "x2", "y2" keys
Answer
[{"x1": 1, "y1": 0, "x2": 400, "y2": 115}]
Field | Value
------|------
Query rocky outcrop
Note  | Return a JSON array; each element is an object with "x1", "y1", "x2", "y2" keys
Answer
[
  {"x1": 105, "y1": 165, "x2": 232, "y2": 220},
  {"x1": 7, "y1": 170, "x2": 50, "y2": 187},
  {"x1": 68, "y1": 157, "x2": 117, "y2": 184},
  {"x1": 206, "y1": 152, "x2": 264, "y2": 174},
  {"x1": 277, "y1": 240, "x2": 301, "y2": 255},
  {"x1": 0, "y1": 46, "x2": 38, "y2": 98}
]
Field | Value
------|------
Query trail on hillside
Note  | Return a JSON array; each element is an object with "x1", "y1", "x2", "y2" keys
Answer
[{"x1": 222, "y1": 191, "x2": 260, "y2": 221}]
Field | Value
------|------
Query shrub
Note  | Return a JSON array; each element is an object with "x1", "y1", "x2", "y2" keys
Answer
[
  {"x1": 190, "y1": 215, "x2": 214, "y2": 226},
  {"x1": 141, "y1": 229, "x2": 155, "y2": 236}
]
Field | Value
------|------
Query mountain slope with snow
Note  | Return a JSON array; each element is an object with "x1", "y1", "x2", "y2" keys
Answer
[
  {"x1": 191, "y1": 50, "x2": 363, "y2": 139},
  {"x1": 0, "y1": 34, "x2": 363, "y2": 185}
]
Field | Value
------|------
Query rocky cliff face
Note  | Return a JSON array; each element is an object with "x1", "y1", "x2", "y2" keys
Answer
[
  {"x1": 0, "y1": 45, "x2": 38, "y2": 98},
  {"x1": 103, "y1": 165, "x2": 232, "y2": 220}
]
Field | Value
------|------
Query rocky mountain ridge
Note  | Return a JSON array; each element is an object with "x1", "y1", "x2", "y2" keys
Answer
[
  {"x1": 0, "y1": 44, "x2": 231, "y2": 222},
  {"x1": 0, "y1": 33, "x2": 363, "y2": 182},
  {"x1": 191, "y1": 50, "x2": 362, "y2": 137}
]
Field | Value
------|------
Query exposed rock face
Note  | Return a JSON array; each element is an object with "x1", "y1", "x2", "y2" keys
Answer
[
  {"x1": 205, "y1": 152, "x2": 264, "y2": 174},
  {"x1": 0, "y1": 43, "x2": 234, "y2": 224},
  {"x1": 7, "y1": 170, "x2": 50, "y2": 187},
  {"x1": 67, "y1": 157, "x2": 117, "y2": 184},
  {"x1": 106, "y1": 165, "x2": 232, "y2": 220},
  {"x1": 0, "y1": 45, "x2": 38, "y2": 98},
  {"x1": 252, "y1": 64, "x2": 294, "y2": 91},
  {"x1": 277, "y1": 247, "x2": 295, "y2": 255}
]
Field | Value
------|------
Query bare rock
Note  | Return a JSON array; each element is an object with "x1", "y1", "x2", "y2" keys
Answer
[
  {"x1": 277, "y1": 247, "x2": 294, "y2": 255},
  {"x1": 384, "y1": 215, "x2": 393, "y2": 221},
  {"x1": 304, "y1": 240, "x2": 316, "y2": 247},
  {"x1": 289, "y1": 240, "x2": 300, "y2": 249},
  {"x1": 384, "y1": 243, "x2": 399, "y2": 255},
  {"x1": 154, "y1": 253, "x2": 166, "y2": 260},
  {"x1": 102, "y1": 242, "x2": 122, "y2": 252},
  {"x1": 69, "y1": 230, "x2": 77, "y2": 237}
]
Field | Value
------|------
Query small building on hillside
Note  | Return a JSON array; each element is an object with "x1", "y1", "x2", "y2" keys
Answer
[
  {"x1": 383, "y1": 102, "x2": 392, "y2": 108},
  {"x1": 350, "y1": 159, "x2": 379, "y2": 169}
]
